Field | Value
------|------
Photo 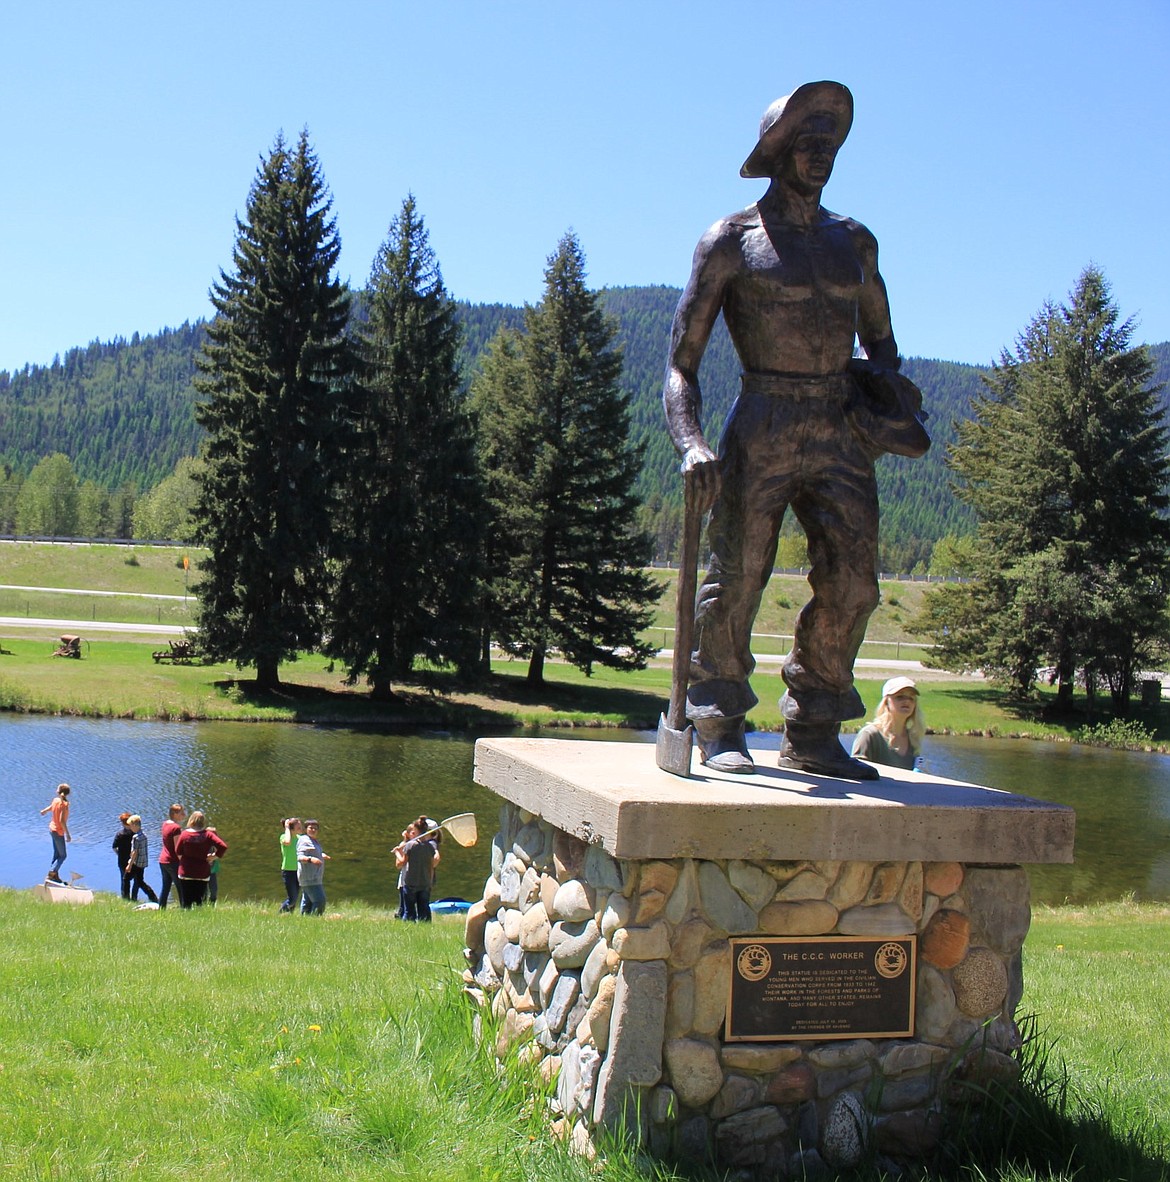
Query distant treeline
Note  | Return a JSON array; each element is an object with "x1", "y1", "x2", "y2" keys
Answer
[{"x1": 2, "y1": 294, "x2": 1167, "y2": 571}]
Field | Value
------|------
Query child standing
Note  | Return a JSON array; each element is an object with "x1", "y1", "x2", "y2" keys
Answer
[
  {"x1": 123, "y1": 815, "x2": 159, "y2": 903},
  {"x1": 40, "y1": 783, "x2": 72, "y2": 884}
]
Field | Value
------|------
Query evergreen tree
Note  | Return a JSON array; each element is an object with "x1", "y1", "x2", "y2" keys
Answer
[
  {"x1": 471, "y1": 233, "x2": 660, "y2": 686},
  {"x1": 192, "y1": 131, "x2": 351, "y2": 690},
  {"x1": 920, "y1": 267, "x2": 1170, "y2": 708},
  {"x1": 326, "y1": 196, "x2": 483, "y2": 699}
]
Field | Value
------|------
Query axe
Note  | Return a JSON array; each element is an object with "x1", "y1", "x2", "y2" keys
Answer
[{"x1": 656, "y1": 469, "x2": 703, "y2": 776}]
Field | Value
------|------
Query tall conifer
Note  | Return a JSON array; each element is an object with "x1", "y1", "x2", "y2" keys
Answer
[
  {"x1": 472, "y1": 232, "x2": 659, "y2": 686},
  {"x1": 923, "y1": 267, "x2": 1170, "y2": 708},
  {"x1": 327, "y1": 196, "x2": 483, "y2": 698},
  {"x1": 193, "y1": 132, "x2": 351, "y2": 689}
]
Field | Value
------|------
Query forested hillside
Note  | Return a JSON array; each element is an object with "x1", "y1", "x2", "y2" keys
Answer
[{"x1": 2, "y1": 291, "x2": 1166, "y2": 569}]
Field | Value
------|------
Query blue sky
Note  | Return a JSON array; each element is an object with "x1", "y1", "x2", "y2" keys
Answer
[{"x1": 2, "y1": 0, "x2": 1167, "y2": 374}]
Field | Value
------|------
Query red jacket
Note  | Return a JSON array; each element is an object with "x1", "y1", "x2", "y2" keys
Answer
[
  {"x1": 174, "y1": 829, "x2": 228, "y2": 879},
  {"x1": 160, "y1": 819, "x2": 183, "y2": 865}
]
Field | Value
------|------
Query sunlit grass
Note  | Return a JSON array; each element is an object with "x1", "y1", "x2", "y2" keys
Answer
[{"x1": 0, "y1": 893, "x2": 1165, "y2": 1180}]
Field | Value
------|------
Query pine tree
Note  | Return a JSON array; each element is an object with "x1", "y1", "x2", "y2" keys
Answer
[
  {"x1": 192, "y1": 131, "x2": 351, "y2": 690},
  {"x1": 921, "y1": 267, "x2": 1170, "y2": 708},
  {"x1": 326, "y1": 196, "x2": 483, "y2": 699},
  {"x1": 471, "y1": 233, "x2": 660, "y2": 686}
]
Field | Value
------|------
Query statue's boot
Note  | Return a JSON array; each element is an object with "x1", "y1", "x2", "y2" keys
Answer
[
  {"x1": 695, "y1": 720, "x2": 755, "y2": 774},
  {"x1": 778, "y1": 721, "x2": 879, "y2": 781}
]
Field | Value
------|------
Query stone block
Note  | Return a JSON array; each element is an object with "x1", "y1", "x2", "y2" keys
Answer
[
  {"x1": 952, "y1": 947, "x2": 1009, "y2": 1017},
  {"x1": 962, "y1": 866, "x2": 1031, "y2": 955},
  {"x1": 827, "y1": 861, "x2": 874, "y2": 910},
  {"x1": 600, "y1": 892, "x2": 631, "y2": 940},
  {"x1": 714, "y1": 1106, "x2": 786, "y2": 1167},
  {"x1": 778, "y1": 868, "x2": 831, "y2": 901},
  {"x1": 593, "y1": 959, "x2": 668, "y2": 1128},
  {"x1": 552, "y1": 878, "x2": 595, "y2": 923},
  {"x1": 808, "y1": 1039, "x2": 874, "y2": 1069},
  {"x1": 547, "y1": 970, "x2": 582, "y2": 1035},
  {"x1": 837, "y1": 902, "x2": 915, "y2": 935},
  {"x1": 586, "y1": 973, "x2": 617, "y2": 1054},
  {"x1": 915, "y1": 964, "x2": 956, "y2": 1043},
  {"x1": 485, "y1": 919, "x2": 507, "y2": 975},
  {"x1": 667, "y1": 916, "x2": 714, "y2": 969},
  {"x1": 501, "y1": 906, "x2": 522, "y2": 942},
  {"x1": 821, "y1": 1091, "x2": 867, "y2": 1169},
  {"x1": 921, "y1": 908, "x2": 970, "y2": 969},
  {"x1": 865, "y1": 862, "x2": 906, "y2": 904},
  {"x1": 728, "y1": 859, "x2": 776, "y2": 911},
  {"x1": 518, "y1": 901, "x2": 550, "y2": 952},
  {"x1": 758, "y1": 899, "x2": 838, "y2": 935},
  {"x1": 764, "y1": 1063, "x2": 816, "y2": 1105},
  {"x1": 692, "y1": 939, "x2": 731, "y2": 1035},
  {"x1": 550, "y1": 918, "x2": 601, "y2": 968},
  {"x1": 710, "y1": 1072, "x2": 761, "y2": 1118},
  {"x1": 924, "y1": 861, "x2": 964, "y2": 897},
  {"x1": 612, "y1": 921, "x2": 671, "y2": 962},
  {"x1": 720, "y1": 1043, "x2": 803, "y2": 1073},
  {"x1": 539, "y1": 872, "x2": 558, "y2": 916},
  {"x1": 554, "y1": 830, "x2": 588, "y2": 880},
  {"x1": 514, "y1": 819, "x2": 547, "y2": 867},
  {"x1": 665, "y1": 969, "x2": 694, "y2": 1040},
  {"x1": 664, "y1": 1037, "x2": 723, "y2": 1107},
  {"x1": 464, "y1": 900, "x2": 489, "y2": 956},
  {"x1": 482, "y1": 874, "x2": 502, "y2": 915},
  {"x1": 665, "y1": 858, "x2": 699, "y2": 924},
  {"x1": 698, "y1": 861, "x2": 758, "y2": 934},
  {"x1": 581, "y1": 937, "x2": 611, "y2": 1000}
]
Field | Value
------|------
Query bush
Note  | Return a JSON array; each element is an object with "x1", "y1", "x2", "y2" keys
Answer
[{"x1": 1076, "y1": 718, "x2": 1155, "y2": 750}]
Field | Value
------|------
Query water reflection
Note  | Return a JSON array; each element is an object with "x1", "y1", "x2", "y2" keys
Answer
[{"x1": 3, "y1": 714, "x2": 1168, "y2": 906}]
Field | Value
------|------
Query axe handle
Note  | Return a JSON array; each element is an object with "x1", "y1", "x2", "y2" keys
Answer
[{"x1": 667, "y1": 470, "x2": 703, "y2": 731}]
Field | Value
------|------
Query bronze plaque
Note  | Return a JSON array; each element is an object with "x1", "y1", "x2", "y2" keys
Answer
[{"x1": 727, "y1": 936, "x2": 916, "y2": 1042}]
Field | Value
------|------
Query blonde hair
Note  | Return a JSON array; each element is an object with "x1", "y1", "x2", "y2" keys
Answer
[
  {"x1": 872, "y1": 693, "x2": 925, "y2": 751},
  {"x1": 186, "y1": 810, "x2": 207, "y2": 831},
  {"x1": 127, "y1": 814, "x2": 142, "y2": 826}
]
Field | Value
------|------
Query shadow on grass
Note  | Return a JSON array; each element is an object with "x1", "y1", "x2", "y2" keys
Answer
[{"x1": 212, "y1": 667, "x2": 665, "y2": 731}]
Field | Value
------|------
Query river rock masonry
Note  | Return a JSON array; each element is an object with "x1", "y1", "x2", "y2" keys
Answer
[{"x1": 463, "y1": 737, "x2": 1074, "y2": 1175}]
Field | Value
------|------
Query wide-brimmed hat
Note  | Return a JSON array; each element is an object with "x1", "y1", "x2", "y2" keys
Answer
[
  {"x1": 740, "y1": 81, "x2": 853, "y2": 179},
  {"x1": 881, "y1": 676, "x2": 919, "y2": 699}
]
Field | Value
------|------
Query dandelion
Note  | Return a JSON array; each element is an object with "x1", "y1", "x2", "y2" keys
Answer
[{"x1": 308, "y1": 1024, "x2": 322, "y2": 1032}]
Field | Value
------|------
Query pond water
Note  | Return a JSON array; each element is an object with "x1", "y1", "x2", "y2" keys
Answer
[{"x1": 4, "y1": 714, "x2": 1169, "y2": 907}]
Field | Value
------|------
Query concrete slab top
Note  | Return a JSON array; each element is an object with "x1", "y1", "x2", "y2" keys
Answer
[{"x1": 473, "y1": 737, "x2": 1075, "y2": 865}]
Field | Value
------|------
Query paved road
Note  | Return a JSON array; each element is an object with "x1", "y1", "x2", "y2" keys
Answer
[
  {"x1": 0, "y1": 583, "x2": 186, "y2": 601},
  {"x1": 0, "y1": 616, "x2": 186, "y2": 636}
]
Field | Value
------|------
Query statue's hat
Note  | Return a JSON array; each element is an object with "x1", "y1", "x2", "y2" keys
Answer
[{"x1": 740, "y1": 81, "x2": 853, "y2": 179}]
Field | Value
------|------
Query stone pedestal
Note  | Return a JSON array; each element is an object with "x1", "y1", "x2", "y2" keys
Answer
[{"x1": 463, "y1": 737, "x2": 1075, "y2": 1174}]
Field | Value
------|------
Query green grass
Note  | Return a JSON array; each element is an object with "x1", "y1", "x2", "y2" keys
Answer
[
  {"x1": 0, "y1": 893, "x2": 1165, "y2": 1181},
  {"x1": 4, "y1": 634, "x2": 1170, "y2": 749},
  {"x1": 0, "y1": 539, "x2": 197, "y2": 596}
]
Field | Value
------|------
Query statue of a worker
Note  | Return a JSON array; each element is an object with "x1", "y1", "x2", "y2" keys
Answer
[{"x1": 663, "y1": 81, "x2": 928, "y2": 780}]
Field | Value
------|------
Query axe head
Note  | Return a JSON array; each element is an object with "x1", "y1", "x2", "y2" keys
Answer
[{"x1": 656, "y1": 713, "x2": 695, "y2": 778}]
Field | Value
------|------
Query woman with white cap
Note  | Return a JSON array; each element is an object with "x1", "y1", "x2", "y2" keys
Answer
[{"x1": 851, "y1": 677, "x2": 923, "y2": 771}]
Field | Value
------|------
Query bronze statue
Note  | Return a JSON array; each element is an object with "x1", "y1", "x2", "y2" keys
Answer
[{"x1": 662, "y1": 82, "x2": 928, "y2": 780}]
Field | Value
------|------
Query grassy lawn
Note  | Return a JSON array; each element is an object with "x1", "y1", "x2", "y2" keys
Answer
[
  {"x1": 4, "y1": 539, "x2": 1167, "y2": 745},
  {"x1": 0, "y1": 892, "x2": 1164, "y2": 1181}
]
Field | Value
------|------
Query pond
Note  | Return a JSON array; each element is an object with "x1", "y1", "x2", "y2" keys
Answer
[{"x1": 4, "y1": 714, "x2": 1168, "y2": 908}]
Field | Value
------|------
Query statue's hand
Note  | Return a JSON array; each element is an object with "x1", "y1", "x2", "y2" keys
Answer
[{"x1": 681, "y1": 443, "x2": 720, "y2": 510}]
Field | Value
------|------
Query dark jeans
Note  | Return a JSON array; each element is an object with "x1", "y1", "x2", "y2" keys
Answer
[
  {"x1": 158, "y1": 862, "x2": 180, "y2": 909},
  {"x1": 50, "y1": 832, "x2": 68, "y2": 876},
  {"x1": 119, "y1": 859, "x2": 131, "y2": 899},
  {"x1": 280, "y1": 869, "x2": 300, "y2": 912},
  {"x1": 403, "y1": 886, "x2": 431, "y2": 922},
  {"x1": 300, "y1": 883, "x2": 326, "y2": 915},
  {"x1": 126, "y1": 866, "x2": 158, "y2": 903},
  {"x1": 177, "y1": 877, "x2": 209, "y2": 908}
]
